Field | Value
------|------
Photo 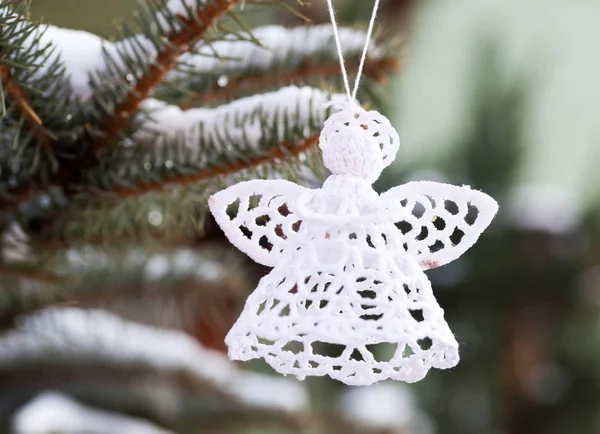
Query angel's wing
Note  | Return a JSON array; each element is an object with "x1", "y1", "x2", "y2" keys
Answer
[
  {"x1": 381, "y1": 181, "x2": 498, "y2": 270},
  {"x1": 208, "y1": 179, "x2": 310, "y2": 267}
]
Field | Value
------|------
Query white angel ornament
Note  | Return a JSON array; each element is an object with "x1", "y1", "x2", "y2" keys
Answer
[{"x1": 209, "y1": 106, "x2": 498, "y2": 386}]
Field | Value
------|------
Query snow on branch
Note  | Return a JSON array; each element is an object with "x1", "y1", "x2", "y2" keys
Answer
[
  {"x1": 139, "y1": 85, "x2": 341, "y2": 147},
  {"x1": 1, "y1": 222, "x2": 30, "y2": 264},
  {"x1": 13, "y1": 392, "x2": 175, "y2": 434},
  {"x1": 0, "y1": 1, "x2": 399, "y2": 247},
  {"x1": 0, "y1": 308, "x2": 411, "y2": 433},
  {"x1": 37, "y1": 22, "x2": 396, "y2": 108},
  {"x1": 168, "y1": 24, "x2": 397, "y2": 107},
  {"x1": 0, "y1": 3, "x2": 397, "y2": 218},
  {"x1": 0, "y1": 222, "x2": 60, "y2": 285},
  {"x1": 85, "y1": 0, "x2": 244, "y2": 158},
  {"x1": 181, "y1": 24, "x2": 386, "y2": 73},
  {"x1": 0, "y1": 0, "x2": 246, "y2": 214},
  {"x1": 30, "y1": 86, "x2": 337, "y2": 245},
  {"x1": 0, "y1": 246, "x2": 255, "y2": 347},
  {"x1": 34, "y1": 25, "x2": 106, "y2": 101},
  {"x1": 0, "y1": 307, "x2": 310, "y2": 413},
  {"x1": 0, "y1": 307, "x2": 236, "y2": 386},
  {"x1": 76, "y1": 86, "x2": 340, "y2": 198}
]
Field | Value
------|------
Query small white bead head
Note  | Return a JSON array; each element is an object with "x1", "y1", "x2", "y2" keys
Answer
[{"x1": 320, "y1": 125, "x2": 384, "y2": 183}]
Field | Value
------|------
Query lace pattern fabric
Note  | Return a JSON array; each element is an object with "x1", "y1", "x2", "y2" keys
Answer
[{"x1": 209, "y1": 105, "x2": 498, "y2": 385}]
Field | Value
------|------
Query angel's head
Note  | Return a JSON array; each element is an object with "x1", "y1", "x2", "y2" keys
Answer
[
  {"x1": 319, "y1": 125, "x2": 384, "y2": 183},
  {"x1": 318, "y1": 106, "x2": 401, "y2": 184}
]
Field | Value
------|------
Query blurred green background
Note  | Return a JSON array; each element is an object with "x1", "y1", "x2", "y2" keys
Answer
[
  {"x1": 24, "y1": 1, "x2": 600, "y2": 433},
  {"x1": 30, "y1": 0, "x2": 137, "y2": 37}
]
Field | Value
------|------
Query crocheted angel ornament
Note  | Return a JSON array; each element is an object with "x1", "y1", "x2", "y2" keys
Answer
[{"x1": 209, "y1": 106, "x2": 498, "y2": 386}]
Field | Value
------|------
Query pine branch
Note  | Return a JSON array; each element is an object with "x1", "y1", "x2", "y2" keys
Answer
[
  {"x1": 179, "y1": 56, "x2": 399, "y2": 108},
  {"x1": 0, "y1": 307, "x2": 397, "y2": 433},
  {"x1": 85, "y1": 86, "x2": 333, "y2": 196},
  {"x1": 0, "y1": 5, "x2": 400, "y2": 243},
  {"x1": 87, "y1": 0, "x2": 244, "y2": 159},
  {"x1": 81, "y1": 133, "x2": 318, "y2": 200},
  {"x1": 29, "y1": 87, "x2": 332, "y2": 245},
  {"x1": 0, "y1": 0, "x2": 240, "y2": 213},
  {"x1": 29, "y1": 131, "x2": 319, "y2": 248},
  {"x1": 0, "y1": 65, "x2": 52, "y2": 149},
  {"x1": 155, "y1": 24, "x2": 401, "y2": 108},
  {"x1": 0, "y1": 0, "x2": 269, "y2": 215},
  {"x1": 0, "y1": 4, "x2": 77, "y2": 191},
  {"x1": 0, "y1": 245, "x2": 254, "y2": 332},
  {"x1": 0, "y1": 308, "x2": 240, "y2": 419},
  {"x1": 0, "y1": 264, "x2": 61, "y2": 284}
]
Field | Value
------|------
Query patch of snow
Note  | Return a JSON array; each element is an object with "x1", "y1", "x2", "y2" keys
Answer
[
  {"x1": 1, "y1": 223, "x2": 30, "y2": 264},
  {"x1": 234, "y1": 372, "x2": 308, "y2": 412},
  {"x1": 0, "y1": 308, "x2": 236, "y2": 390},
  {"x1": 143, "y1": 251, "x2": 224, "y2": 282},
  {"x1": 138, "y1": 86, "x2": 344, "y2": 149},
  {"x1": 28, "y1": 16, "x2": 375, "y2": 106},
  {"x1": 156, "y1": 0, "x2": 207, "y2": 32},
  {"x1": 145, "y1": 255, "x2": 171, "y2": 280},
  {"x1": 165, "y1": 0, "x2": 204, "y2": 15},
  {"x1": 36, "y1": 22, "x2": 374, "y2": 102},
  {"x1": 0, "y1": 10, "x2": 106, "y2": 101},
  {"x1": 175, "y1": 24, "x2": 382, "y2": 77},
  {"x1": 172, "y1": 249, "x2": 198, "y2": 272},
  {"x1": 0, "y1": 307, "x2": 311, "y2": 414},
  {"x1": 195, "y1": 258, "x2": 223, "y2": 281},
  {"x1": 13, "y1": 391, "x2": 174, "y2": 434},
  {"x1": 34, "y1": 27, "x2": 155, "y2": 101},
  {"x1": 37, "y1": 25, "x2": 106, "y2": 100}
]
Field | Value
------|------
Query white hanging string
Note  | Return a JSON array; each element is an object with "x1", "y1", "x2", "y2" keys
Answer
[
  {"x1": 351, "y1": 0, "x2": 381, "y2": 101},
  {"x1": 325, "y1": 0, "x2": 381, "y2": 105},
  {"x1": 325, "y1": 0, "x2": 352, "y2": 102}
]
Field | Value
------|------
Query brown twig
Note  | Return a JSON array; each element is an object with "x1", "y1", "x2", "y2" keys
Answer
[
  {"x1": 0, "y1": 265, "x2": 61, "y2": 284},
  {"x1": 0, "y1": 65, "x2": 53, "y2": 149},
  {"x1": 87, "y1": 0, "x2": 241, "y2": 159},
  {"x1": 180, "y1": 56, "x2": 400, "y2": 109},
  {"x1": 0, "y1": 182, "x2": 45, "y2": 213},
  {"x1": 74, "y1": 134, "x2": 320, "y2": 200}
]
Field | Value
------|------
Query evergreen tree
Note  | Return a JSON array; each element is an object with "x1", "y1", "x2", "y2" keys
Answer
[{"x1": 0, "y1": 0, "x2": 407, "y2": 432}]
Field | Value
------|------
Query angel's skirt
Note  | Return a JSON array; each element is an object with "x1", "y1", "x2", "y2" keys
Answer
[{"x1": 225, "y1": 223, "x2": 460, "y2": 386}]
